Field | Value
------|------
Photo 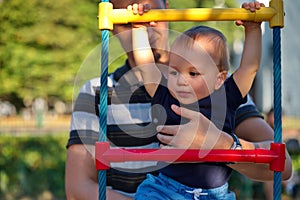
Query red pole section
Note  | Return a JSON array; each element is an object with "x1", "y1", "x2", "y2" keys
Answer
[{"x1": 95, "y1": 142, "x2": 285, "y2": 171}]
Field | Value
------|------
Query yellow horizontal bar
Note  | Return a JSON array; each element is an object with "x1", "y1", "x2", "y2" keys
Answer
[
  {"x1": 99, "y1": 0, "x2": 284, "y2": 30},
  {"x1": 112, "y1": 8, "x2": 275, "y2": 23}
]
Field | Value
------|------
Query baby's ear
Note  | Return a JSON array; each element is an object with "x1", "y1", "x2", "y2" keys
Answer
[{"x1": 214, "y1": 71, "x2": 227, "y2": 90}]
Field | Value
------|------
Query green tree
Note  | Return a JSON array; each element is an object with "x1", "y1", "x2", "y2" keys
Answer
[
  {"x1": 0, "y1": 0, "x2": 100, "y2": 107},
  {"x1": 0, "y1": 0, "x2": 241, "y2": 111}
]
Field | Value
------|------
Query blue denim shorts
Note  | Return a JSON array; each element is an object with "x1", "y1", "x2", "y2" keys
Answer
[{"x1": 135, "y1": 173, "x2": 236, "y2": 200}]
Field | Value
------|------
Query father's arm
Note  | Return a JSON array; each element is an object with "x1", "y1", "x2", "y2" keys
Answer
[
  {"x1": 231, "y1": 114, "x2": 292, "y2": 181},
  {"x1": 65, "y1": 78, "x2": 133, "y2": 200},
  {"x1": 156, "y1": 104, "x2": 292, "y2": 181},
  {"x1": 65, "y1": 144, "x2": 132, "y2": 200}
]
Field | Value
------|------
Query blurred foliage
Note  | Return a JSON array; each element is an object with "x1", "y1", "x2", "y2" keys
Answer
[
  {"x1": 0, "y1": 0, "x2": 100, "y2": 106},
  {"x1": 229, "y1": 144, "x2": 300, "y2": 200},
  {"x1": 1, "y1": 133, "x2": 297, "y2": 199},
  {"x1": 0, "y1": 135, "x2": 67, "y2": 200},
  {"x1": 169, "y1": 0, "x2": 243, "y2": 47},
  {"x1": 0, "y1": 0, "x2": 242, "y2": 110}
]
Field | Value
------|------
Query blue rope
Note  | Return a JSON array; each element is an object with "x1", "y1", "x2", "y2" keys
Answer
[
  {"x1": 98, "y1": 28, "x2": 109, "y2": 200},
  {"x1": 273, "y1": 27, "x2": 282, "y2": 200},
  {"x1": 95, "y1": 2, "x2": 284, "y2": 200},
  {"x1": 98, "y1": 0, "x2": 109, "y2": 198}
]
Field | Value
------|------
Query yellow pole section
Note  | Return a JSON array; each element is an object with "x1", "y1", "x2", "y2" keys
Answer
[
  {"x1": 98, "y1": 2, "x2": 113, "y2": 31},
  {"x1": 99, "y1": 0, "x2": 284, "y2": 29},
  {"x1": 269, "y1": 0, "x2": 284, "y2": 28},
  {"x1": 99, "y1": 2, "x2": 277, "y2": 30}
]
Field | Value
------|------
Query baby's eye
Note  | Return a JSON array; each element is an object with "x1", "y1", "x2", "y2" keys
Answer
[{"x1": 189, "y1": 71, "x2": 200, "y2": 77}]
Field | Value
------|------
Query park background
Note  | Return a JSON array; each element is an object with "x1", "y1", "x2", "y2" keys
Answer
[{"x1": 1, "y1": 0, "x2": 300, "y2": 199}]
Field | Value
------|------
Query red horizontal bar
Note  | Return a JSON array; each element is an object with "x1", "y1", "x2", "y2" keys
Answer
[{"x1": 95, "y1": 142, "x2": 285, "y2": 172}]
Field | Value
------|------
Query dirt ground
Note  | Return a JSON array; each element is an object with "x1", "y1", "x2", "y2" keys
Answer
[
  {"x1": 0, "y1": 114, "x2": 71, "y2": 135},
  {"x1": 1, "y1": 115, "x2": 299, "y2": 138}
]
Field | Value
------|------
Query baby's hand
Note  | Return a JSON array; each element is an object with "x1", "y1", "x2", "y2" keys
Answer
[
  {"x1": 236, "y1": 1, "x2": 265, "y2": 27},
  {"x1": 127, "y1": 3, "x2": 150, "y2": 15},
  {"x1": 127, "y1": 3, "x2": 157, "y2": 28}
]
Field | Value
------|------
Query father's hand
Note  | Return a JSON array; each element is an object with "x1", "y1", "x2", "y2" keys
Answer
[{"x1": 156, "y1": 104, "x2": 228, "y2": 149}]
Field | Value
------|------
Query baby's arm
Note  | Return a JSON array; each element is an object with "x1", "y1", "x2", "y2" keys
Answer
[
  {"x1": 130, "y1": 4, "x2": 161, "y2": 97},
  {"x1": 233, "y1": 1, "x2": 264, "y2": 98}
]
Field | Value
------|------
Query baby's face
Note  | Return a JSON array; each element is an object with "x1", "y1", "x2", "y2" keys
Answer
[{"x1": 167, "y1": 41, "x2": 221, "y2": 105}]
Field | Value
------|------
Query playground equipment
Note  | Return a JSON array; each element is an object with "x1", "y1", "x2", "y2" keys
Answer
[{"x1": 95, "y1": 0, "x2": 285, "y2": 199}]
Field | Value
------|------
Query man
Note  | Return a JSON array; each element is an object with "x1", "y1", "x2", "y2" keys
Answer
[{"x1": 65, "y1": 1, "x2": 292, "y2": 199}]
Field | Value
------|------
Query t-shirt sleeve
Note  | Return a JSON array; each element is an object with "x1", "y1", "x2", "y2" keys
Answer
[
  {"x1": 66, "y1": 78, "x2": 100, "y2": 148},
  {"x1": 235, "y1": 95, "x2": 264, "y2": 127},
  {"x1": 225, "y1": 75, "x2": 247, "y2": 111}
]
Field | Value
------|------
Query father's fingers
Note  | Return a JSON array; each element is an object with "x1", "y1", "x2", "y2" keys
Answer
[
  {"x1": 157, "y1": 133, "x2": 173, "y2": 145},
  {"x1": 156, "y1": 124, "x2": 179, "y2": 136},
  {"x1": 170, "y1": 104, "x2": 200, "y2": 121}
]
